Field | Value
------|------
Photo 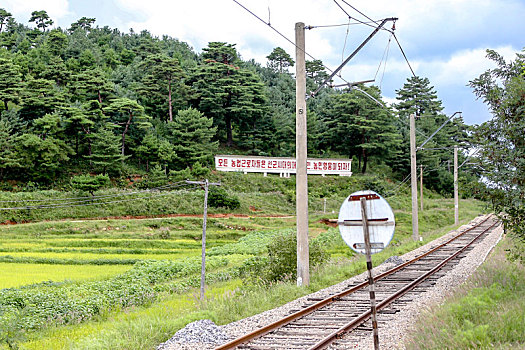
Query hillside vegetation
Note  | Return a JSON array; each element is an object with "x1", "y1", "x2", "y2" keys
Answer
[{"x1": 0, "y1": 9, "x2": 480, "y2": 198}]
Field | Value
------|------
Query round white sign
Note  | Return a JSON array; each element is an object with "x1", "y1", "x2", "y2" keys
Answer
[{"x1": 338, "y1": 190, "x2": 395, "y2": 254}]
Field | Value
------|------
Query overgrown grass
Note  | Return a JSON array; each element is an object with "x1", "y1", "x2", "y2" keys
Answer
[{"x1": 405, "y1": 235, "x2": 525, "y2": 350}]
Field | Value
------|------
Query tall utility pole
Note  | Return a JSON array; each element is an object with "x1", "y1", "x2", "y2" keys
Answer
[
  {"x1": 454, "y1": 145, "x2": 459, "y2": 225},
  {"x1": 409, "y1": 113, "x2": 419, "y2": 240},
  {"x1": 420, "y1": 164, "x2": 424, "y2": 211},
  {"x1": 186, "y1": 179, "x2": 221, "y2": 299},
  {"x1": 295, "y1": 22, "x2": 309, "y2": 286}
]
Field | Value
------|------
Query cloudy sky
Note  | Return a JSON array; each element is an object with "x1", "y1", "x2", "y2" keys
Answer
[{"x1": 3, "y1": 0, "x2": 524, "y2": 125}]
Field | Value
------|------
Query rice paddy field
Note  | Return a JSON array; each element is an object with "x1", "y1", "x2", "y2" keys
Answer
[
  {"x1": 0, "y1": 216, "x2": 295, "y2": 289},
  {"x1": 0, "y1": 173, "x2": 488, "y2": 349}
]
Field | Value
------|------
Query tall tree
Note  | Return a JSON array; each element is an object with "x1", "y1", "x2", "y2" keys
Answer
[
  {"x1": 319, "y1": 86, "x2": 401, "y2": 173},
  {"x1": 71, "y1": 68, "x2": 113, "y2": 104},
  {"x1": 0, "y1": 57, "x2": 22, "y2": 110},
  {"x1": 306, "y1": 59, "x2": 329, "y2": 85},
  {"x1": 19, "y1": 76, "x2": 66, "y2": 124},
  {"x1": 16, "y1": 133, "x2": 71, "y2": 182},
  {"x1": 191, "y1": 42, "x2": 267, "y2": 147},
  {"x1": 103, "y1": 98, "x2": 151, "y2": 156},
  {"x1": 394, "y1": 76, "x2": 469, "y2": 193},
  {"x1": 0, "y1": 8, "x2": 12, "y2": 32},
  {"x1": 167, "y1": 107, "x2": 217, "y2": 169},
  {"x1": 266, "y1": 47, "x2": 294, "y2": 73},
  {"x1": 138, "y1": 54, "x2": 186, "y2": 122},
  {"x1": 85, "y1": 125, "x2": 126, "y2": 174},
  {"x1": 29, "y1": 10, "x2": 53, "y2": 32},
  {"x1": 68, "y1": 17, "x2": 96, "y2": 33},
  {"x1": 469, "y1": 49, "x2": 525, "y2": 239},
  {"x1": 0, "y1": 116, "x2": 21, "y2": 179}
]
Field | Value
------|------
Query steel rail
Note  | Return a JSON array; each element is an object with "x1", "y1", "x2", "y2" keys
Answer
[
  {"x1": 215, "y1": 215, "x2": 493, "y2": 350},
  {"x1": 309, "y1": 218, "x2": 499, "y2": 350}
]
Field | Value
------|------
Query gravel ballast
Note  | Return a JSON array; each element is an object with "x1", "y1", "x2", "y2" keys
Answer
[{"x1": 158, "y1": 214, "x2": 502, "y2": 350}]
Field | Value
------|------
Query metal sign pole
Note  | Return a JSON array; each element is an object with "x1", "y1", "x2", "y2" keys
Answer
[{"x1": 360, "y1": 197, "x2": 380, "y2": 350}]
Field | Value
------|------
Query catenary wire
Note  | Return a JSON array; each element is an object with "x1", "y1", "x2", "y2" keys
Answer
[
  {"x1": 307, "y1": 21, "x2": 379, "y2": 29},
  {"x1": 231, "y1": 0, "x2": 351, "y2": 85},
  {"x1": 341, "y1": 18, "x2": 351, "y2": 65},
  {"x1": 374, "y1": 34, "x2": 393, "y2": 81},
  {"x1": 379, "y1": 36, "x2": 392, "y2": 89},
  {"x1": 336, "y1": 0, "x2": 417, "y2": 80},
  {"x1": 393, "y1": 33, "x2": 416, "y2": 77}
]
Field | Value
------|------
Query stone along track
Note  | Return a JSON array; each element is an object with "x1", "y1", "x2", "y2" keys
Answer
[{"x1": 216, "y1": 215, "x2": 500, "y2": 350}]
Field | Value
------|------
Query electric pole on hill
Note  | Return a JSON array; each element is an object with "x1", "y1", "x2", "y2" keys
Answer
[
  {"x1": 454, "y1": 145, "x2": 459, "y2": 225},
  {"x1": 295, "y1": 22, "x2": 309, "y2": 286},
  {"x1": 410, "y1": 113, "x2": 419, "y2": 240}
]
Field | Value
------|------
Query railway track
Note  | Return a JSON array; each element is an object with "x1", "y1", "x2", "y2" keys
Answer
[{"x1": 216, "y1": 215, "x2": 500, "y2": 350}]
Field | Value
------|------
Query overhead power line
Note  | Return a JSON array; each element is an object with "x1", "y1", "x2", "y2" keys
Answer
[
  {"x1": 231, "y1": 0, "x2": 352, "y2": 86},
  {"x1": 392, "y1": 33, "x2": 416, "y2": 77}
]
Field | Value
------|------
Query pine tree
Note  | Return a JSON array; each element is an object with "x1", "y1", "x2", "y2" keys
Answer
[
  {"x1": 68, "y1": 17, "x2": 96, "y2": 33},
  {"x1": 191, "y1": 42, "x2": 267, "y2": 147},
  {"x1": 306, "y1": 59, "x2": 329, "y2": 85},
  {"x1": 103, "y1": 98, "x2": 151, "y2": 156},
  {"x1": 266, "y1": 47, "x2": 294, "y2": 73},
  {"x1": 0, "y1": 57, "x2": 22, "y2": 110},
  {"x1": 0, "y1": 8, "x2": 12, "y2": 32},
  {"x1": 0, "y1": 116, "x2": 21, "y2": 179},
  {"x1": 167, "y1": 107, "x2": 217, "y2": 169},
  {"x1": 394, "y1": 76, "x2": 469, "y2": 194},
  {"x1": 85, "y1": 125, "x2": 127, "y2": 174},
  {"x1": 319, "y1": 86, "x2": 401, "y2": 173},
  {"x1": 29, "y1": 10, "x2": 53, "y2": 32},
  {"x1": 138, "y1": 54, "x2": 186, "y2": 122}
]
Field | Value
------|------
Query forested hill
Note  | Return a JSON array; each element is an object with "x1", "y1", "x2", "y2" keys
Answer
[{"x1": 0, "y1": 10, "x2": 474, "y2": 194}]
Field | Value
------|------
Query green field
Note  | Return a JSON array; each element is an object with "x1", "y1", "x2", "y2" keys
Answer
[
  {"x1": 0, "y1": 173, "x2": 487, "y2": 350},
  {"x1": 0, "y1": 263, "x2": 131, "y2": 289}
]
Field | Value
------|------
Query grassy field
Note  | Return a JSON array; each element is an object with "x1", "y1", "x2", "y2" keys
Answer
[
  {"x1": 0, "y1": 173, "x2": 488, "y2": 349},
  {"x1": 405, "y1": 236, "x2": 525, "y2": 349},
  {"x1": 0, "y1": 263, "x2": 131, "y2": 289}
]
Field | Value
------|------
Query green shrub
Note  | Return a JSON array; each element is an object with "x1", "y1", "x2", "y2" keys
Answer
[
  {"x1": 191, "y1": 162, "x2": 211, "y2": 178},
  {"x1": 241, "y1": 231, "x2": 329, "y2": 284},
  {"x1": 70, "y1": 174, "x2": 111, "y2": 196},
  {"x1": 208, "y1": 187, "x2": 240, "y2": 210}
]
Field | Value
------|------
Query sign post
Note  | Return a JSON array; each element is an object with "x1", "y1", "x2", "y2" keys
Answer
[
  {"x1": 338, "y1": 190, "x2": 396, "y2": 350},
  {"x1": 360, "y1": 197, "x2": 380, "y2": 350}
]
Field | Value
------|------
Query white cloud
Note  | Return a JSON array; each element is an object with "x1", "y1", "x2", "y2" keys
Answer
[
  {"x1": 409, "y1": 46, "x2": 519, "y2": 89},
  {"x1": 3, "y1": 0, "x2": 71, "y2": 27}
]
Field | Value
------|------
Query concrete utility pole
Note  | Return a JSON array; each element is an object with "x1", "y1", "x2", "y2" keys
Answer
[
  {"x1": 186, "y1": 179, "x2": 221, "y2": 299},
  {"x1": 420, "y1": 164, "x2": 423, "y2": 211},
  {"x1": 295, "y1": 22, "x2": 309, "y2": 286},
  {"x1": 409, "y1": 113, "x2": 419, "y2": 241},
  {"x1": 454, "y1": 146, "x2": 459, "y2": 225}
]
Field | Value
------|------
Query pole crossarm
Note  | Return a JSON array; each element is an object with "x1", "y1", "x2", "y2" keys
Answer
[
  {"x1": 185, "y1": 180, "x2": 221, "y2": 186},
  {"x1": 309, "y1": 17, "x2": 397, "y2": 99}
]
